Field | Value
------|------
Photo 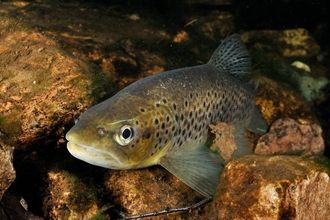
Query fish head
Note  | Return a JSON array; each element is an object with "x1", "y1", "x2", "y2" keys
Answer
[{"x1": 66, "y1": 92, "x2": 174, "y2": 169}]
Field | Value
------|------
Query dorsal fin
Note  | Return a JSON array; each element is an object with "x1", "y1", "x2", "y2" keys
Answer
[{"x1": 208, "y1": 34, "x2": 251, "y2": 80}]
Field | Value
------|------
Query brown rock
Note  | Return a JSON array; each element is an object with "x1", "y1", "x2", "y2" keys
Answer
[
  {"x1": 208, "y1": 155, "x2": 330, "y2": 220},
  {"x1": 255, "y1": 118, "x2": 324, "y2": 156},
  {"x1": 42, "y1": 169, "x2": 100, "y2": 220},
  {"x1": 105, "y1": 167, "x2": 205, "y2": 219},
  {"x1": 0, "y1": 15, "x2": 93, "y2": 146},
  {"x1": 0, "y1": 140, "x2": 15, "y2": 200}
]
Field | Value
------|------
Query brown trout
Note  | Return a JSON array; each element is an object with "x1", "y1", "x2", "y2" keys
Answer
[{"x1": 66, "y1": 34, "x2": 268, "y2": 197}]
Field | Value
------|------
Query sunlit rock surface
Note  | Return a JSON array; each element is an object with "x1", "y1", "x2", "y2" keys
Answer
[{"x1": 209, "y1": 155, "x2": 330, "y2": 220}]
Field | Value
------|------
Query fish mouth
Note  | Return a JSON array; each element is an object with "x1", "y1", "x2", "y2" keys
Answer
[{"x1": 67, "y1": 141, "x2": 122, "y2": 168}]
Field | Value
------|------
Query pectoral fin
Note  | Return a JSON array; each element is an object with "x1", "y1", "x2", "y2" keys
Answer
[{"x1": 159, "y1": 144, "x2": 224, "y2": 197}]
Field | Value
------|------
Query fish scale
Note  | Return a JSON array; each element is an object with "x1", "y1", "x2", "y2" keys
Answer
[{"x1": 66, "y1": 34, "x2": 268, "y2": 197}]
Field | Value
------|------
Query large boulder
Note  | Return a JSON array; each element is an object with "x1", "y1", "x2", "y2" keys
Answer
[{"x1": 209, "y1": 155, "x2": 330, "y2": 220}]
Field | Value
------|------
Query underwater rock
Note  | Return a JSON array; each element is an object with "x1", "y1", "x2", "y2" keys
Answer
[
  {"x1": 255, "y1": 118, "x2": 324, "y2": 156},
  {"x1": 0, "y1": 16, "x2": 92, "y2": 146},
  {"x1": 105, "y1": 168, "x2": 205, "y2": 219},
  {"x1": 241, "y1": 29, "x2": 320, "y2": 57},
  {"x1": 255, "y1": 76, "x2": 318, "y2": 126},
  {"x1": 42, "y1": 169, "x2": 100, "y2": 220},
  {"x1": 0, "y1": 191, "x2": 43, "y2": 220},
  {"x1": 0, "y1": 140, "x2": 15, "y2": 200},
  {"x1": 209, "y1": 155, "x2": 330, "y2": 220}
]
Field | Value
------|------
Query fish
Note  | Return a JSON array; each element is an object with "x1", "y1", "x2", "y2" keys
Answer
[{"x1": 65, "y1": 34, "x2": 268, "y2": 197}]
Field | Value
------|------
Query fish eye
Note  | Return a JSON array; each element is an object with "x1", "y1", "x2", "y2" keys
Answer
[
  {"x1": 97, "y1": 127, "x2": 107, "y2": 136},
  {"x1": 119, "y1": 125, "x2": 134, "y2": 145}
]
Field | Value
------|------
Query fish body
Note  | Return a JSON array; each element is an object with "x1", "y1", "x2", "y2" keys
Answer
[{"x1": 66, "y1": 34, "x2": 268, "y2": 197}]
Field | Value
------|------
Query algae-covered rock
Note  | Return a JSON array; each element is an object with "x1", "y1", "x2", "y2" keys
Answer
[
  {"x1": 0, "y1": 15, "x2": 93, "y2": 146},
  {"x1": 104, "y1": 167, "x2": 204, "y2": 219},
  {"x1": 43, "y1": 169, "x2": 107, "y2": 220},
  {"x1": 209, "y1": 155, "x2": 330, "y2": 220}
]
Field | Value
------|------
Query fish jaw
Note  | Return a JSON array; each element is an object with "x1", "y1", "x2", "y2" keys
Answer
[{"x1": 66, "y1": 140, "x2": 126, "y2": 169}]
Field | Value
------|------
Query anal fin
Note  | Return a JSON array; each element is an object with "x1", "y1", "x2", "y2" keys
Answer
[
  {"x1": 232, "y1": 128, "x2": 253, "y2": 157},
  {"x1": 247, "y1": 106, "x2": 268, "y2": 135},
  {"x1": 159, "y1": 144, "x2": 223, "y2": 197}
]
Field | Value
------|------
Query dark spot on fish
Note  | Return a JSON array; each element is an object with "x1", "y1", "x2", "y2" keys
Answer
[
  {"x1": 180, "y1": 114, "x2": 184, "y2": 121},
  {"x1": 175, "y1": 114, "x2": 179, "y2": 121},
  {"x1": 140, "y1": 108, "x2": 145, "y2": 112},
  {"x1": 166, "y1": 116, "x2": 170, "y2": 122},
  {"x1": 196, "y1": 92, "x2": 199, "y2": 97},
  {"x1": 161, "y1": 122, "x2": 165, "y2": 130},
  {"x1": 190, "y1": 93, "x2": 193, "y2": 99},
  {"x1": 164, "y1": 139, "x2": 168, "y2": 144},
  {"x1": 159, "y1": 138, "x2": 162, "y2": 143},
  {"x1": 216, "y1": 81, "x2": 220, "y2": 87},
  {"x1": 135, "y1": 121, "x2": 139, "y2": 125},
  {"x1": 156, "y1": 103, "x2": 160, "y2": 107},
  {"x1": 207, "y1": 91, "x2": 211, "y2": 97},
  {"x1": 189, "y1": 111, "x2": 193, "y2": 118},
  {"x1": 151, "y1": 152, "x2": 154, "y2": 156},
  {"x1": 172, "y1": 125, "x2": 175, "y2": 131},
  {"x1": 173, "y1": 103, "x2": 177, "y2": 110},
  {"x1": 156, "y1": 132, "x2": 160, "y2": 138},
  {"x1": 188, "y1": 131, "x2": 192, "y2": 138},
  {"x1": 155, "y1": 118, "x2": 159, "y2": 124},
  {"x1": 154, "y1": 143, "x2": 158, "y2": 149},
  {"x1": 163, "y1": 99, "x2": 167, "y2": 104},
  {"x1": 184, "y1": 100, "x2": 188, "y2": 108},
  {"x1": 182, "y1": 129, "x2": 186, "y2": 136},
  {"x1": 143, "y1": 130, "x2": 151, "y2": 139},
  {"x1": 131, "y1": 144, "x2": 135, "y2": 148}
]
